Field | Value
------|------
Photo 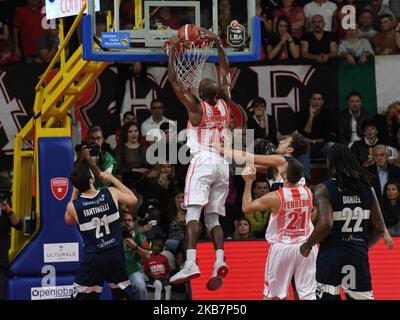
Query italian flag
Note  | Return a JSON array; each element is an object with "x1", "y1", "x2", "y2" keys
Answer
[{"x1": 338, "y1": 56, "x2": 400, "y2": 114}]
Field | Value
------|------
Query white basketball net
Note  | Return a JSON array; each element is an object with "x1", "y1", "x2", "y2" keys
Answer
[{"x1": 166, "y1": 39, "x2": 214, "y2": 90}]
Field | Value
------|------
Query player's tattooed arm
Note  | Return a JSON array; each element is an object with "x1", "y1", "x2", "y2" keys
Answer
[
  {"x1": 300, "y1": 184, "x2": 333, "y2": 257},
  {"x1": 368, "y1": 187, "x2": 385, "y2": 249}
]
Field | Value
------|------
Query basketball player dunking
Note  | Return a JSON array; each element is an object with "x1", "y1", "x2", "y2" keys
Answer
[
  {"x1": 168, "y1": 28, "x2": 232, "y2": 290},
  {"x1": 242, "y1": 159, "x2": 317, "y2": 300}
]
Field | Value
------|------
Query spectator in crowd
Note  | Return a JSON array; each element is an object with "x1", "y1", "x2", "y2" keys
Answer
[
  {"x1": 371, "y1": 15, "x2": 400, "y2": 55},
  {"x1": 219, "y1": 0, "x2": 234, "y2": 37},
  {"x1": 141, "y1": 100, "x2": 176, "y2": 142},
  {"x1": 273, "y1": 0, "x2": 305, "y2": 38},
  {"x1": 142, "y1": 162, "x2": 178, "y2": 216},
  {"x1": 336, "y1": 0, "x2": 357, "y2": 40},
  {"x1": 0, "y1": 191, "x2": 22, "y2": 300},
  {"x1": 350, "y1": 119, "x2": 381, "y2": 166},
  {"x1": 247, "y1": 97, "x2": 277, "y2": 147},
  {"x1": 95, "y1": 13, "x2": 107, "y2": 38},
  {"x1": 301, "y1": 15, "x2": 338, "y2": 63},
  {"x1": 337, "y1": 90, "x2": 371, "y2": 146},
  {"x1": 267, "y1": 15, "x2": 301, "y2": 60},
  {"x1": 138, "y1": 202, "x2": 167, "y2": 243},
  {"x1": 257, "y1": 0, "x2": 274, "y2": 58},
  {"x1": 0, "y1": 3, "x2": 9, "y2": 41},
  {"x1": 366, "y1": 145, "x2": 400, "y2": 198},
  {"x1": 115, "y1": 111, "x2": 136, "y2": 146},
  {"x1": 304, "y1": 0, "x2": 337, "y2": 32},
  {"x1": 396, "y1": 22, "x2": 400, "y2": 49},
  {"x1": 13, "y1": 0, "x2": 47, "y2": 62},
  {"x1": 374, "y1": 101, "x2": 400, "y2": 149},
  {"x1": 338, "y1": 27, "x2": 374, "y2": 65},
  {"x1": 156, "y1": 7, "x2": 180, "y2": 30},
  {"x1": 380, "y1": 182, "x2": 400, "y2": 236},
  {"x1": 144, "y1": 234, "x2": 171, "y2": 300},
  {"x1": 75, "y1": 126, "x2": 118, "y2": 189},
  {"x1": 243, "y1": 179, "x2": 271, "y2": 238},
  {"x1": 358, "y1": 9, "x2": 378, "y2": 40},
  {"x1": 364, "y1": 0, "x2": 395, "y2": 31},
  {"x1": 37, "y1": 26, "x2": 62, "y2": 64},
  {"x1": 165, "y1": 189, "x2": 186, "y2": 253},
  {"x1": 222, "y1": 168, "x2": 244, "y2": 239},
  {"x1": 227, "y1": 217, "x2": 256, "y2": 240},
  {"x1": 0, "y1": 40, "x2": 20, "y2": 65},
  {"x1": 297, "y1": 90, "x2": 335, "y2": 181},
  {"x1": 122, "y1": 212, "x2": 150, "y2": 300},
  {"x1": 114, "y1": 122, "x2": 149, "y2": 192}
]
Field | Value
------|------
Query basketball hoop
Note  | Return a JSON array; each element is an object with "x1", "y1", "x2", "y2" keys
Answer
[{"x1": 165, "y1": 38, "x2": 214, "y2": 90}]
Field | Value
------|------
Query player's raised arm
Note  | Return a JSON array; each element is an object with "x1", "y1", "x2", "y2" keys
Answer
[
  {"x1": 368, "y1": 188, "x2": 385, "y2": 249},
  {"x1": 167, "y1": 36, "x2": 202, "y2": 124},
  {"x1": 100, "y1": 171, "x2": 137, "y2": 206},
  {"x1": 300, "y1": 183, "x2": 334, "y2": 257},
  {"x1": 65, "y1": 187, "x2": 79, "y2": 225},
  {"x1": 241, "y1": 166, "x2": 279, "y2": 213},
  {"x1": 223, "y1": 147, "x2": 286, "y2": 169},
  {"x1": 199, "y1": 28, "x2": 231, "y2": 107}
]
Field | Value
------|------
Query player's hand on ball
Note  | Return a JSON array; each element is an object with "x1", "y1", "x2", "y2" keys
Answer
[
  {"x1": 242, "y1": 166, "x2": 257, "y2": 182},
  {"x1": 300, "y1": 243, "x2": 312, "y2": 257},
  {"x1": 198, "y1": 27, "x2": 220, "y2": 42}
]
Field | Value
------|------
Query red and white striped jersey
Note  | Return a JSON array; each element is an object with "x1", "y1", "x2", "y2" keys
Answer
[
  {"x1": 187, "y1": 99, "x2": 230, "y2": 154},
  {"x1": 265, "y1": 186, "x2": 314, "y2": 244}
]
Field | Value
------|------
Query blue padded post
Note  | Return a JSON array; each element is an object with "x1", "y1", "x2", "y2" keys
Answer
[{"x1": 9, "y1": 137, "x2": 83, "y2": 276}]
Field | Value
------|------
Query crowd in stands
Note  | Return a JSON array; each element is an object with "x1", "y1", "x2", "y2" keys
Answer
[
  {"x1": 0, "y1": 0, "x2": 400, "y2": 300},
  {"x1": 1, "y1": 0, "x2": 400, "y2": 65}
]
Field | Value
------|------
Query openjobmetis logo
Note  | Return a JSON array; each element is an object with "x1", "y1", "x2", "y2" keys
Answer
[{"x1": 50, "y1": 178, "x2": 68, "y2": 201}]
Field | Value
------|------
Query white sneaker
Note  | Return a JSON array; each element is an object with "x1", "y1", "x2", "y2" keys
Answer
[
  {"x1": 169, "y1": 260, "x2": 200, "y2": 285},
  {"x1": 206, "y1": 260, "x2": 229, "y2": 291}
]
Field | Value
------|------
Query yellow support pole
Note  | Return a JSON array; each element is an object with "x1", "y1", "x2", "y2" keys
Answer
[
  {"x1": 36, "y1": 1, "x2": 87, "y2": 91},
  {"x1": 107, "y1": 10, "x2": 112, "y2": 32},
  {"x1": 59, "y1": 18, "x2": 66, "y2": 67}
]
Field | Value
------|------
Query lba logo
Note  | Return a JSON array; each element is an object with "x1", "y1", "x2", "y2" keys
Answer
[{"x1": 50, "y1": 178, "x2": 68, "y2": 201}]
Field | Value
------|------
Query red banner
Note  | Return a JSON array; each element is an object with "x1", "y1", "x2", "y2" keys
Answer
[{"x1": 191, "y1": 238, "x2": 400, "y2": 300}]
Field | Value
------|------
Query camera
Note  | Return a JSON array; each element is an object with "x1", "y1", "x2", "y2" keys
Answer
[
  {"x1": 121, "y1": 226, "x2": 131, "y2": 239},
  {"x1": 87, "y1": 143, "x2": 100, "y2": 157},
  {"x1": 0, "y1": 191, "x2": 10, "y2": 204}
]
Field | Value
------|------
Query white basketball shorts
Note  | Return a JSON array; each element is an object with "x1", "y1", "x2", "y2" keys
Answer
[
  {"x1": 264, "y1": 241, "x2": 318, "y2": 300},
  {"x1": 184, "y1": 151, "x2": 229, "y2": 216}
]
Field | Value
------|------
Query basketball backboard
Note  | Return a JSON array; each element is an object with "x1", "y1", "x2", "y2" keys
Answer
[{"x1": 82, "y1": 0, "x2": 261, "y2": 63}]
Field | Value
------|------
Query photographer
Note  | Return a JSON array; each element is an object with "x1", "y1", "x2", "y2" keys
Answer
[
  {"x1": 122, "y1": 213, "x2": 149, "y2": 300},
  {"x1": 0, "y1": 192, "x2": 22, "y2": 300},
  {"x1": 75, "y1": 126, "x2": 117, "y2": 189}
]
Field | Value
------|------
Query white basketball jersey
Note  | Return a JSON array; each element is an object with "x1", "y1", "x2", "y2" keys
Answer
[
  {"x1": 265, "y1": 186, "x2": 314, "y2": 244},
  {"x1": 187, "y1": 99, "x2": 230, "y2": 154}
]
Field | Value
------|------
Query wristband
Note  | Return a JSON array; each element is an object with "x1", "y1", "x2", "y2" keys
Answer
[{"x1": 5, "y1": 210, "x2": 13, "y2": 217}]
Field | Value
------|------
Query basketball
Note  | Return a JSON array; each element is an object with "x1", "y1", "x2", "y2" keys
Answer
[{"x1": 178, "y1": 24, "x2": 200, "y2": 41}]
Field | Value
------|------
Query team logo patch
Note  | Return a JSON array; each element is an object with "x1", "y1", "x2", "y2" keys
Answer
[{"x1": 50, "y1": 178, "x2": 69, "y2": 201}]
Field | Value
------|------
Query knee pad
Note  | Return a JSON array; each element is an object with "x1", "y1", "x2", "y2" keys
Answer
[
  {"x1": 185, "y1": 205, "x2": 202, "y2": 223},
  {"x1": 204, "y1": 212, "x2": 220, "y2": 231}
]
